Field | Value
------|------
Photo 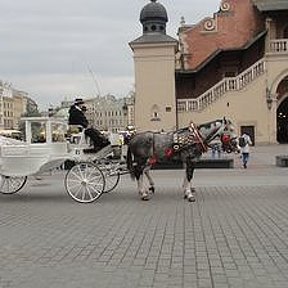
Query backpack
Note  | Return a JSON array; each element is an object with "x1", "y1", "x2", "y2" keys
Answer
[{"x1": 238, "y1": 136, "x2": 247, "y2": 148}]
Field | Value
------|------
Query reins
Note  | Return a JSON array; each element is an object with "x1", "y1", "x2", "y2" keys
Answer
[{"x1": 189, "y1": 122, "x2": 208, "y2": 153}]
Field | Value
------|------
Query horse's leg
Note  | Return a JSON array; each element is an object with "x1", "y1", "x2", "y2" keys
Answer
[
  {"x1": 144, "y1": 167, "x2": 155, "y2": 194},
  {"x1": 136, "y1": 170, "x2": 153, "y2": 201},
  {"x1": 136, "y1": 173, "x2": 148, "y2": 200},
  {"x1": 182, "y1": 162, "x2": 196, "y2": 202}
]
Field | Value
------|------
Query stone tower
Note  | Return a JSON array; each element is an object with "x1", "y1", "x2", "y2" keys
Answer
[{"x1": 129, "y1": 0, "x2": 178, "y2": 132}]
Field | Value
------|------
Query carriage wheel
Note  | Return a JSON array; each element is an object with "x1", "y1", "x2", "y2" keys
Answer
[
  {"x1": 101, "y1": 165, "x2": 120, "y2": 193},
  {"x1": 65, "y1": 162, "x2": 105, "y2": 203},
  {"x1": 94, "y1": 160, "x2": 120, "y2": 193},
  {"x1": 0, "y1": 175, "x2": 27, "y2": 194}
]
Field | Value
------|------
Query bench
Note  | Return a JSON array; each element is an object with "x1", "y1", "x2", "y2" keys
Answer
[
  {"x1": 275, "y1": 155, "x2": 288, "y2": 167},
  {"x1": 152, "y1": 158, "x2": 234, "y2": 170}
]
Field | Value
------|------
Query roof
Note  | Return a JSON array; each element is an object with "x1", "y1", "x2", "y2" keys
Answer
[
  {"x1": 176, "y1": 30, "x2": 267, "y2": 74},
  {"x1": 253, "y1": 0, "x2": 288, "y2": 11},
  {"x1": 140, "y1": 0, "x2": 168, "y2": 23},
  {"x1": 130, "y1": 34, "x2": 177, "y2": 46}
]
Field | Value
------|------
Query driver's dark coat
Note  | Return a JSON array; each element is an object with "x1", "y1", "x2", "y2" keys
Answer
[{"x1": 68, "y1": 105, "x2": 88, "y2": 128}]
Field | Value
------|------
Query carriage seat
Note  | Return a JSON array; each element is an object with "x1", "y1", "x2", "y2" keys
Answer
[
  {"x1": 68, "y1": 125, "x2": 87, "y2": 145},
  {"x1": 68, "y1": 125, "x2": 84, "y2": 133}
]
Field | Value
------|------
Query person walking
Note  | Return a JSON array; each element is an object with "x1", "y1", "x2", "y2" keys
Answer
[
  {"x1": 239, "y1": 132, "x2": 253, "y2": 169},
  {"x1": 68, "y1": 98, "x2": 110, "y2": 152},
  {"x1": 210, "y1": 141, "x2": 222, "y2": 159}
]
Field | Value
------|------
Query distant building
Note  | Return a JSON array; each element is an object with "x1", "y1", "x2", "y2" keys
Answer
[
  {"x1": 85, "y1": 94, "x2": 135, "y2": 133},
  {"x1": 57, "y1": 94, "x2": 135, "y2": 133},
  {"x1": 0, "y1": 81, "x2": 36, "y2": 130}
]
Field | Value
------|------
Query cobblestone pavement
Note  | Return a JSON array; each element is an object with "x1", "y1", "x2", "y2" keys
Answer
[{"x1": 0, "y1": 145, "x2": 288, "y2": 288}]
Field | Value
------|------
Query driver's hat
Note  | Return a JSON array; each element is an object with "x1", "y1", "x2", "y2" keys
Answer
[{"x1": 74, "y1": 98, "x2": 85, "y2": 105}]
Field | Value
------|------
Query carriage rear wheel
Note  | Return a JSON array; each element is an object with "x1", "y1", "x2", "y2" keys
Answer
[
  {"x1": 0, "y1": 175, "x2": 27, "y2": 194},
  {"x1": 65, "y1": 162, "x2": 105, "y2": 203}
]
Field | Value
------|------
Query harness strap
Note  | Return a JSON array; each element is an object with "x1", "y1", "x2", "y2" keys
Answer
[{"x1": 189, "y1": 122, "x2": 208, "y2": 153}]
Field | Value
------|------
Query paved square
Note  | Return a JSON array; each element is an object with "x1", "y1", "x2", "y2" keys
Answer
[{"x1": 0, "y1": 145, "x2": 288, "y2": 288}]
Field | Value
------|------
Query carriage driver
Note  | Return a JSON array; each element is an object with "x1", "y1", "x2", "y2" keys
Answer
[{"x1": 68, "y1": 98, "x2": 110, "y2": 152}]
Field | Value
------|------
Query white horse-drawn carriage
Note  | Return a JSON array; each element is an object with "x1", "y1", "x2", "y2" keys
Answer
[
  {"x1": 0, "y1": 116, "x2": 240, "y2": 203},
  {"x1": 0, "y1": 117, "x2": 123, "y2": 203}
]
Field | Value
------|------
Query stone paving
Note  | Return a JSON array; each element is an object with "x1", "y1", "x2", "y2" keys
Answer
[{"x1": 0, "y1": 144, "x2": 288, "y2": 288}]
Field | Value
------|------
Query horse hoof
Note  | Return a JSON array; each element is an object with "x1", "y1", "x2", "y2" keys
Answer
[
  {"x1": 141, "y1": 192, "x2": 150, "y2": 201},
  {"x1": 188, "y1": 196, "x2": 196, "y2": 202},
  {"x1": 149, "y1": 187, "x2": 155, "y2": 194},
  {"x1": 141, "y1": 195, "x2": 150, "y2": 201}
]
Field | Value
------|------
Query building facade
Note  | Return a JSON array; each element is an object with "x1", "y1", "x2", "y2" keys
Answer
[
  {"x1": 130, "y1": 0, "x2": 288, "y2": 144},
  {"x1": 0, "y1": 81, "x2": 33, "y2": 130},
  {"x1": 85, "y1": 94, "x2": 132, "y2": 133}
]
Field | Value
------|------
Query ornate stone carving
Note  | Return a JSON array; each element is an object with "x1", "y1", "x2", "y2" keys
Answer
[
  {"x1": 203, "y1": 18, "x2": 216, "y2": 31},
  {"x1": 220, "y1": 2, "x2": 230, "y2": 12}
]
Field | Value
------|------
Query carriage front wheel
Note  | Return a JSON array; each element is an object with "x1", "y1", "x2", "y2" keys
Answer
[
  {"x1": 0, "y1": 175, "x2": 27, "y2": 194},
  {"x1": 96, "y1": 161, "x2": 121, "y2": 193},
  {"x1": 65, "y1": 162, "x2": 105, "y2": 203}
]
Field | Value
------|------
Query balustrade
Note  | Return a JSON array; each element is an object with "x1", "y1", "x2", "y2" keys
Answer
[
  {"x1": 269, "y1": 39, "x2": 288, "y2": 53},
  {"x1": 177, "y1": 59, "x2": 265, "y2": 112}
]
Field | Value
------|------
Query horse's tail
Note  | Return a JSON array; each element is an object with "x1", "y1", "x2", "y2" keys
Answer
[{"x1": 126, "y1": 145, "x2": 136, "y2": 180}]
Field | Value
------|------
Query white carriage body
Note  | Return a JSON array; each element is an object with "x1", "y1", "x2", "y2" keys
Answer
[
  {"x1": 0, "y1": 117, "x2": 70, "y2": 176},
  {"x1": 0, "y1": 142, "x2": 69, "y2": 176}
]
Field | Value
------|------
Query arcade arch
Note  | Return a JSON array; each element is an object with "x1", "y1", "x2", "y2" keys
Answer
[{"x1": 276, "y1": 76, "x2": 288, "y2": 143}]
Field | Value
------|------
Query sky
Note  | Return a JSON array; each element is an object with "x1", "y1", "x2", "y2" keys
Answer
[{"x1": 0, "y1": 0, "x2": 220, "y2": 110}]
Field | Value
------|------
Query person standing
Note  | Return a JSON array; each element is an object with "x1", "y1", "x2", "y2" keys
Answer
[{"x1": 239, "y1": 133, "x2": 253, "y2": 169}]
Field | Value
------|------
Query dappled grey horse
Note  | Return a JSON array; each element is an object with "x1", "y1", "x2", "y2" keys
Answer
[{"x1": 126, "y1": 118, "x2": 240, "y2": 202}]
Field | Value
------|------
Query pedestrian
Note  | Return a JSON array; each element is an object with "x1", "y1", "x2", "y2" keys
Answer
[
  {"x1": 239, "y1": 132, "x2": 252, "y2": 169},
  {"x1": 68, "y1": 98, "x2": 110, "y2": 152},
  {"x1": 211, "y1": 142, "x2": 222, "y2": 159}
]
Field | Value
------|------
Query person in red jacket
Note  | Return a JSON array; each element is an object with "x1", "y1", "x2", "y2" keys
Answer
[{"x1": 68, "y1": 98, "x2": 110, "y2": 152}]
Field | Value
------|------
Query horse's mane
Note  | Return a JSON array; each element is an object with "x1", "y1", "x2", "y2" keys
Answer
[{"x1": 198, "y1": 119, "x2": 225, "y2": 129}]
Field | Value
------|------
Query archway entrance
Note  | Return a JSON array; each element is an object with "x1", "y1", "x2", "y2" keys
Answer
[
  {"x1": 277, "y1": 97, "x2": 288, "y2": 143},
  {"x1": 277, "y1": 76, "x2": 288, "y2": 143}
]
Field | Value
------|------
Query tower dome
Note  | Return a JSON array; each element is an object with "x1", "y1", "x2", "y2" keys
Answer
[{"x1": 140, "y1": 0, "x2": 168, "y2": 34}]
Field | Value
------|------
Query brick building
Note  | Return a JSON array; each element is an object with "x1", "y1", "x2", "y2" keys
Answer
[{"x1": 130, "y1": 0, "x2": 288, "y2": 144}]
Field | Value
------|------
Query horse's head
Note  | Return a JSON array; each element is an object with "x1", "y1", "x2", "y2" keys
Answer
[{"x1": 198, "y1": 117, "x2": 240, "y2": 154}]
